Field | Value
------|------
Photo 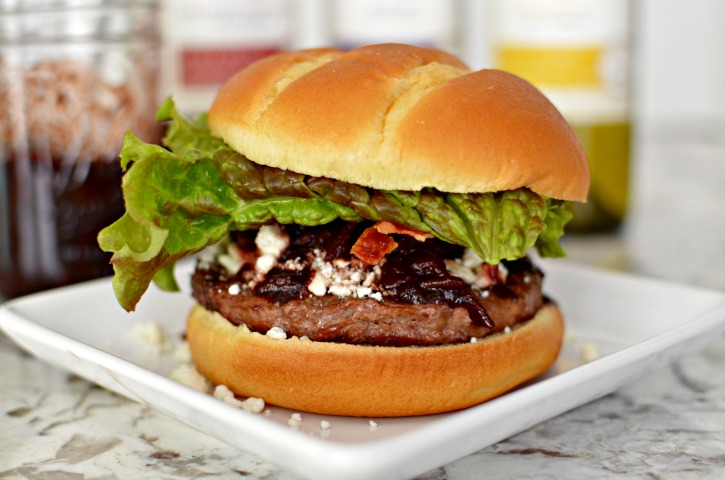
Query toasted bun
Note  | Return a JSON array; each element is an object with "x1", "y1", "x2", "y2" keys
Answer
[
  {"x1": 186, "y1": 302, "x2": 564, "y2": 417},
  {"x1": 208, "y1": 43, "x2": 589, "y2": 201}
]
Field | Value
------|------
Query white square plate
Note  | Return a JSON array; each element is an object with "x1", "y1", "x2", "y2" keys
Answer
[{"x1": 2, "y1": 260, "x2": 725, "y2": 480}]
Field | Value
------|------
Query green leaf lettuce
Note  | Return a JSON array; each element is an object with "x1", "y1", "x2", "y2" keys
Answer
[{"x1": 98, "y1": 99, "x2": 573, "y2": 311}]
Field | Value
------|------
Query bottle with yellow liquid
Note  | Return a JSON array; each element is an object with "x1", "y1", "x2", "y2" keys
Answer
[{"x1": 492, "y1": 0, "x2": 631, "y2": 232}]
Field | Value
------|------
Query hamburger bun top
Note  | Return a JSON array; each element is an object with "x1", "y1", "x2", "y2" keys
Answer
[{"x1": 208, "y1": 43, "x2": 589, "y2": 202}]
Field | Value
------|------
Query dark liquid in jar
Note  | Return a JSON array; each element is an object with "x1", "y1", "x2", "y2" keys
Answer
[{"x1": 0, "y1": 148, "x2": 124, "y2": 298}]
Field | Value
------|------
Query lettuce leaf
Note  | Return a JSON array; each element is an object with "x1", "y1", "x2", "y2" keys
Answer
[{"x1": 99, "y1": 99, "x2": 572, "y2": 311}]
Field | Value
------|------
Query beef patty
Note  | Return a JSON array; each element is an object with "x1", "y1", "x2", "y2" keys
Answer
[{"x1": 191, "y1": 221, "x2": 546, "y2": 347}]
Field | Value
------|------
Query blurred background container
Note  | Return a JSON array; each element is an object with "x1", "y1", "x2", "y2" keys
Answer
[
  {"x1": 0, "y1": 0, "x2": 161, "y2": 298},
  {"x1": 160, "y1": 0, "x2": 290, "y2": 116},
  {"x1": 330, "y1": 0, "x2": 457, "y2": 51},
  {"x1": 490, "y1": 0, "x2": 632, "y2": 233}
]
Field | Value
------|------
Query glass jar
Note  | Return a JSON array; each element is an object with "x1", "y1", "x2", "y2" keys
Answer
[{"x1": 0, "y1": 1, "x2": 161, "y2": 298}]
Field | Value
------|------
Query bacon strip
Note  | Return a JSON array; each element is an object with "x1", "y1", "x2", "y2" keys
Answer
[
  {"x1": 477, "y1": 263, "x2": 501, "y2": 289},
  {"x1": 373, "y1": 221, "x2": 434, "y2": 242},
  {"x1": 351, "y1": 221, "x2": 433, "y2": 265},
  {"x1": 351, "y1": 228, "x2": 398, "y2": 265}
]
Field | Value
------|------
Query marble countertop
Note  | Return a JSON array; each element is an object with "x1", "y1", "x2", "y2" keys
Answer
[{"x1": 2, "y1": 129, "x2": 725, "y2": 479}]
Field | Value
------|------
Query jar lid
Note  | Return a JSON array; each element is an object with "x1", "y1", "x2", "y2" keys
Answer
[{"x1": 0, "y1": 1, "x2": 159, "y2": 44}]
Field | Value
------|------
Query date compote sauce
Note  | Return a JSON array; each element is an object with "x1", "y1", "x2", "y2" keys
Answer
[
  {"x1": 192, "y1": 221, "x2": 546, "y2": 346},
  {"x1": 0, "y1": 150, "x2": 124, "y2": 298},
  {"x1": 255, "y1": 222, "x2": 494, "y2": 326}
]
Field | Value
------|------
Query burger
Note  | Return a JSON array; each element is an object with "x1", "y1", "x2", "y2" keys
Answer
[{"x1": 99, "y1": 44, "x2": 589, "y2": 417}]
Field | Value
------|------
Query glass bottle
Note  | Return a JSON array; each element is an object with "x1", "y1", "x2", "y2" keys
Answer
[
  {"x1": 332, "y1": 0, "x2": 457, "y2": 53},
  {"x1": 492, "y1": 0, "x2": 632, "y2": 232},
  {"x1": 160, "y1": 0, "x2": 291, "y2": 116}
]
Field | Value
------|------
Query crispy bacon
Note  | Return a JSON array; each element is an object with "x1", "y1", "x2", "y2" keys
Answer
[
  {"x1": 351, "y1": 221, "x2": 433, "y2": 265},
  {"x1": 351, "y1": 227, "x2": 398, "y2": 265},
  {"x1": 373, "y1": 221, "x2": 434, "y2": 242},
  {"x1": 477, "y1": 263, "x2": 501, "y2": 289}
]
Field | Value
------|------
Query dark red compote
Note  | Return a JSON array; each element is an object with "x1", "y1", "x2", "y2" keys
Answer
[
  {"x1": 191, "y1": 221, "x2": 545, "y2": 347},
  {"x1": 0, "y1": 150, "x2": 125, "y2": 298}
]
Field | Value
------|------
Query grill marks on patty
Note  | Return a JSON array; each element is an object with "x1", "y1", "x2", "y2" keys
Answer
[{"x1": 191, "y1": 221, "x2": 545, "y2": 346}]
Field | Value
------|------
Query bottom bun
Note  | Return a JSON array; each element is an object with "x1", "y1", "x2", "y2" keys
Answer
[{"x1": 186, "y1": 302, "x2": 564, "y2": 417}]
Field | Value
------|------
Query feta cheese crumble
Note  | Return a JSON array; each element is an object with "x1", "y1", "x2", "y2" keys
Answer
[
  {"x1": 131, "y1": 321, "x2": 173, "y2": 355},
  {"x1": 307, "y1": 272, "x2": 327, "y2": 296},
  {"x1": 174, "y1": 342, "x2": 192, "y2": 363},
  {"x1": 199, "y1": 238, "x2": 248, "y2": 275},
  {"x1": 241, "y1": 397, "x2": 266, "y2": 414},
  {"x1": 255, "y1": 254, "x2": 277, "y2": 275},
  {"x1": 306, "y1": 249, "x2": 383, "y2": 300},
  {"x1": 213, "y1": 384, "x2": 244, "y2": 407},
  {"x1": 563, "y1": 327, "x2": 577, "y2": 344},
  {"x1": 255, "y1": 224, "x2": 289, "y2": 274},
  {"x1": 445, "y1": 248, "x2": 508, "y2": 289},
  {"x1": 170, "y1": 364, "x2": 210, "y2": 393},
  {"x1": 288, "y1": 412, "x2": 303, "y2": 429},
  {"x1": 213, "y1": 385, "x2": 266, "y2": 413},
  {"x1": 266, "y1": 326, "x2": 288, "y2": 339},
  {"x1": 218, "y1": 243, "x2": 245, "y2": 275},
  {"x1": 580, "y1": 342, "x2": 599, "y2": 363}
]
